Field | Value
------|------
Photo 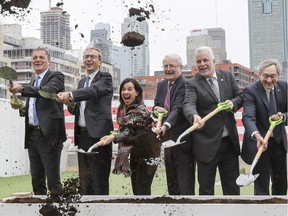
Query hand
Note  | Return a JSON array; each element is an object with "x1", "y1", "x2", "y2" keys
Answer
[
  {"x1": 8, "y1": 83, "x2": 23, "y2": 94},
  {"x1": 57, "y1": 92, "x2": 71, "y2": 103},
  {"x1": 270, "y1": 112, "x2": 283, "y2": 121},
  {"x1": 224, "y1": 100, "x2": 234, "y2": 111},
  {"x1": 254, "y1": 133, "x2": 266, "y2": 150},
  {"x1": 193, "y1": 114, "x2": 204, "y2": 129},
  {"x1": 100, "y1": 135, "x2": 115, "y2": 145},
  {"x1": 153, "y1": 106, "x2": 168, "y2": 113}
]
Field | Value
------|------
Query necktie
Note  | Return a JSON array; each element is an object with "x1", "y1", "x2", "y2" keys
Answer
[
  {"x1": 79, "y1": 76, "x2": 90, "y2": 127},
  {"x1": 208, "y1": 78, "x2": 221, "y2": 102},
  {"x1": 164, "y1": 82, "x2": 172, "y2": 112},
  {"x1": 84, "y1": 76, "x2": 90, "y2": 88},
  {"x1": 33, "y1": 75, "x2": 40, "y2": 125},
  {"x1": 268, "y1": 89, "x2": 282, "y2": 142}
]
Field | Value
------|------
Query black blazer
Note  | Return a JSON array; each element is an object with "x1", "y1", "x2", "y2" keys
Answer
[
  {"x1": 241, "y1": 80, "x2": 288, "y2": 164},
  {"x1": 154, "y1": 75, "x2": 192, "y2": 150},
  {"x1": 183, "y1": 70, "x2": 243, "y2": 163},
  {"x1": 21, "y1": 70, "x2": 67, "y2": 148},
  {"x1": 70, "y1": 71, "x2": 113, "y2": 145}
]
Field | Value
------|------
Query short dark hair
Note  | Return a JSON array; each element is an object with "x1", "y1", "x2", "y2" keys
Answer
[{"x1": 119, "y1": 78, "x2": 143, "y2": 105}]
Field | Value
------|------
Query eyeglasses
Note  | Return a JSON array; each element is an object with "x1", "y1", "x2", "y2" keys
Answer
[
  {"x1": 162, "y1": 65, "x2": 179, "y2": 69},
  {"x1": 83, "y1": 55, "x2": 99, "y2": 60},
  {"x1": 261, "y1": 73, "x2": 278, "y2": 80}
]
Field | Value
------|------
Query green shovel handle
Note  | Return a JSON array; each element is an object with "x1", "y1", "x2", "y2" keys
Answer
[
  {"x1": 217, "y1": 101, "x2": 233, "y2": 111},
  {"x1": 154, "y1": 110, "x2": 168, "y2": 118},
  {"x1": 269, "y1": 116, "x2": 283, "y2": 127}
]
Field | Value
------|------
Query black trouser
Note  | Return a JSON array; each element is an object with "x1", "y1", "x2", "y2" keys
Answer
[
  {"x1": 28, "y1": 128, "x2": 63, "y2": 195},
  {"x1": 253, "y1": 138, "x2": 287, "y2": 195},
  {"x1": 164, "y1": 146, "x2": 195, "y2": 195},
  {"x1": 197, "y1": 136, "x2": 240, "y2": 195},
  {"x1": 130, "y1": 148, "x2": 158, "y2": 195},
  {"x1": 77, "y1": 130, "x2": 112, "y2": 195}
]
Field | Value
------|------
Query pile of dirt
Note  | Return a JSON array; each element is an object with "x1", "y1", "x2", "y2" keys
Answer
[
  {"x1": 5, "y1": 196, "x2": 287, "y2": 204},
  {"x1": 0, "y1": 0, "x2": 31, "y2": 14}
]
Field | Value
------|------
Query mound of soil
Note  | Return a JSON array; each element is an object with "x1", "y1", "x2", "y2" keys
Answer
[
  {"x1": 5, "y1": 196, "x2": 287, "y2": 204},
  {"x1": 121, "y1": 31, "x2": 145, "y2": 47},
  {"x1": 0, "y1": 0, "x2": 31, "y2": 14}
]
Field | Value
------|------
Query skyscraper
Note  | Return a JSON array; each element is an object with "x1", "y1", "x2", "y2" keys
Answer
[
  {"x1": 186, "y1": 28, "x2": 227, "y2": 69},
  {"x1": 248, "y1": 0, "x2": 287, "y2": 76},
  {"x1": 121, "y1": 16, "x2": 150, "y2": 78},
  {"x1": 40, "y1": 3, "x2": 71, "y2": 50}
]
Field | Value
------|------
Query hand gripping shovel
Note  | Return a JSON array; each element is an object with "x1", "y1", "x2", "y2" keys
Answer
[
  {"x1": 38, "y1": 90, "x2": 59, "y2": 100},
  {"x1": 0, "y1": 66, "x2": 24, "y2": 106},
  {"x1": 162, "y1": 101, "x2": 233, "y2": 148},
  {"x1": 236, "y1": 116, "x2": 283, "y2": 187},
  {"x1": 152, "y1": 110, "x2": 168, "y2": 138},
  {"x1": 77, "y1": 140, "x2": 105, "y2": 155}
]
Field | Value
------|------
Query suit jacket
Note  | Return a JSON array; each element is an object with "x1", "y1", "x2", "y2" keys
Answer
[
  {"x1": 154, "y1": 75, "x2": 192, "y2": 150},
  {"x1": 21, "y1": 70, "x2": 67, "y2": 148},
  {"x1": 69, "y1": 71, "x2": 113, "y2": 145},
  {"x1": 183, "y1": 70, "x2": 243, "y2": 163},
  {"x1": 241, "y1": 80, "x2": 288, "y2": 164}
]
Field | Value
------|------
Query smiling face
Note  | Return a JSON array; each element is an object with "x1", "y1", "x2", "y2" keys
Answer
[
  {"x1": 162, "y1": 56, "x2": 182, "y2": 82},
  {"x1": 32, "y1": 50, "x2": 51, "y2": 74},
  {"x1": 83, "y1": 48, "x2": 102, "y2": 74},
  {"x1": 260, "y1": 64, "x2": 279, "y2": 89},
  {"x1": 195, "y1": 50, "x2": 216, "y2": 78},
  {"x1": 121, "y1": 81, "x2": 138, "y2": 106}
]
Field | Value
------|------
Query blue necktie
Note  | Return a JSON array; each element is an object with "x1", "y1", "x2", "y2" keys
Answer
[{"x1": 33, "y1": 75, "x2": 40, "y2": 125}]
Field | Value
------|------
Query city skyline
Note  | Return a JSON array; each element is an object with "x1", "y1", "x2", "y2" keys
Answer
[{"x1": 0, "y1": 0, "x2": 249, "y2": 72}]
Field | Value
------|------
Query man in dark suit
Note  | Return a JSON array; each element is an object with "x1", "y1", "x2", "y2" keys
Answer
[
  {"x1": 57, "y1": 47, "x2": 113, "y2": 195},
  {"x1": 241, "y1": 59, "x2": 287, "y2": 195},
  {"x1": 183, "y1": 46, "x2": 243, "y2": 195},
  {"x1": 9, "y1": 47, "x2": 66, "y2": 195},
  {"x1": 154, "y1": 53, "x2": 195, "y2": 195}
]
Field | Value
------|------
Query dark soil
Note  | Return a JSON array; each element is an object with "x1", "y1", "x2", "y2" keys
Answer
[
  {"x1": 5, "y1": 196, "x2": 287, "y2": 204},
  {"x1": 0, "y1": 0, "x2": 31, "y2": 14},
  {"x1": 121, "y1": 31, "x2": 145, "y2": 47}
]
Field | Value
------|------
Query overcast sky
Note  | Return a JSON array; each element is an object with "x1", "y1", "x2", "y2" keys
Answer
[{"x1": 1, "y1": 0, "x2": 249, "y2": 72}]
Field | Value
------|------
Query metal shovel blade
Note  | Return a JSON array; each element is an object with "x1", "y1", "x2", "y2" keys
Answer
[
  {"x1": 236, "y1": 173, "x2": 259, "y2": 187},
  {"x1": 39, "y1": 90, "x2": 58, "y2": 100},
  {"x1": 0, "y1": 66, "x2": 17, "y2": 80},
  {"x1": 161, "y1": 140, "x2": 186, "y2": 148},
  {"x1": 76, "y1": 148, "x2": 98, "y2": 155}
]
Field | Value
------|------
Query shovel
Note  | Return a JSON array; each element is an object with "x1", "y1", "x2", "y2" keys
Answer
[
  {"x1": 77, "y1": 140, "x2": 105, "y2": 155},
  {"x1": 0, "y1": 66, "x2": 24, "y2": 106},
  {"x1": 162, "y1": 101, "x2": 233, "y2": 148},
  {"x1": 236, "y1": 116, "x2": 283, "y2": 187},
  {"x1": 39, "y1": 90, "x2": 58, "y2": 100},
  {"x1": 152, "y1": 110, "x2": 168, "y2": 138}
]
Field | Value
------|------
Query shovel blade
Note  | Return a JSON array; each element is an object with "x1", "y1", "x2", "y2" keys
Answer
[
  {"x1": 0, "y1": 66, "x2": 17, "y2": 80},
  {"x1": 162, "y1": 140, "x2": 186, "y2": 148},
  {"x1": 236, "y1": 173, "x2": 259, "y2": 187},
  {"x1": 39, "y1": 90, "x2": 58, "y2": 100},
  {"x1": 76, "y1": 148, "x2": 98, "y2": 155}
]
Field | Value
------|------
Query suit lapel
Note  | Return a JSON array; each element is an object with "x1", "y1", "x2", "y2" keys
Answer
[{"x1": 256, "y1": 81, "x2": 269, "y2": 111}]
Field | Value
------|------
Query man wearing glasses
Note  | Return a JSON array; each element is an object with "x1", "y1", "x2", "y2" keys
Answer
[
  {"x1": 57, "y1": 48, "x2": 113, "y2": 195},
  {"x1": 241, "y1": 59, "x2": 287, "y2": 195},
  {"x1": 153, "y1": 53, "x2": 195, "y2": 195}
]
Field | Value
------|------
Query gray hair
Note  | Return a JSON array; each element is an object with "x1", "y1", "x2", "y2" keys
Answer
[
  {"x1": 194, "y1": 46, "x2": 215, "y2": 60},
  {"x1": 84, "y1": 47, "x2": 103, "y2": 61},
  {"x1": 257, "y1": 59, "x2": 282, "y2": 75},
  {"x1": 163, "y1": 53, "x2": 183, "y2": 66}
]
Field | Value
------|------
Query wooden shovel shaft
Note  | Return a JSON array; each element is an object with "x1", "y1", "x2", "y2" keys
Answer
[
  {"x1": 255, "y1": 125, "x2": 275, "y2": 159},
  {"x1": 188, "y1": 108, "x2": 221, "y2": 133}
]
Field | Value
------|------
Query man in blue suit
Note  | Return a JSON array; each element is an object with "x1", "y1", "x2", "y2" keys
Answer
[
  {"x1": 154, "y1": 53, "x2": 195, "y2": 195},
  {"x1": 241, "y1": 59, "x2": 287, "y2": 195}
]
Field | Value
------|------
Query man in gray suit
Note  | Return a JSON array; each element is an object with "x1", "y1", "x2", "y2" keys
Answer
[
  {"x1": 58, "y1": 47, "x2": 113, "y2": 195},
  {"x1": 183, "y1": 46, "x2": 243, "y2": 195},
  {"x1": 9, "y1": 47, "x2": 66, "y2": 195},
  {"x1": 154, "y1": 53, "x2": 195, "y2": 195},
  {"x1": 241, "y1": 59, "x2": 287, "y2": 195}
]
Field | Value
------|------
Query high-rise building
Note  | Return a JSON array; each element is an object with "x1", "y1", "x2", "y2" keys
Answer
[
  {"x1": 186, "y1": 28, "x2": 227, "y2": 69},
  {"x1": 90, "y1": 23, "x2": 112, "y2": 63},
  {"x1": 121, "y1": 16, "x2": 150, "y2": 78},
  {"x1": 40, "y1": 3, "x2": 71, "y2": 50},
  {"x1": 248, "y1": 0, "x2": 288, "y2": 78}
]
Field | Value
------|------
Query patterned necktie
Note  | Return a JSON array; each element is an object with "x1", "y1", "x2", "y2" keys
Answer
[
  {"x1": 33, "y1": 75, "x2": 40, "y2": 125},
  {"x1": 84, "y1": 76, "x2": 90, "y2": 88},
  {"x1": 268, "y1": 89, "x2": 282, "y2": 143},
  {"x1": 164, "y1": 82, "x2": 172, "y2": 112},
  {"x1": 208, "y1": 77, "x2": 221, "y2": 102}
]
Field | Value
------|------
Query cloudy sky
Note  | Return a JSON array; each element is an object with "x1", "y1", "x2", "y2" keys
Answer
[{"x1": 1, "y1": 0, "x2": 249, "y2": 72}]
